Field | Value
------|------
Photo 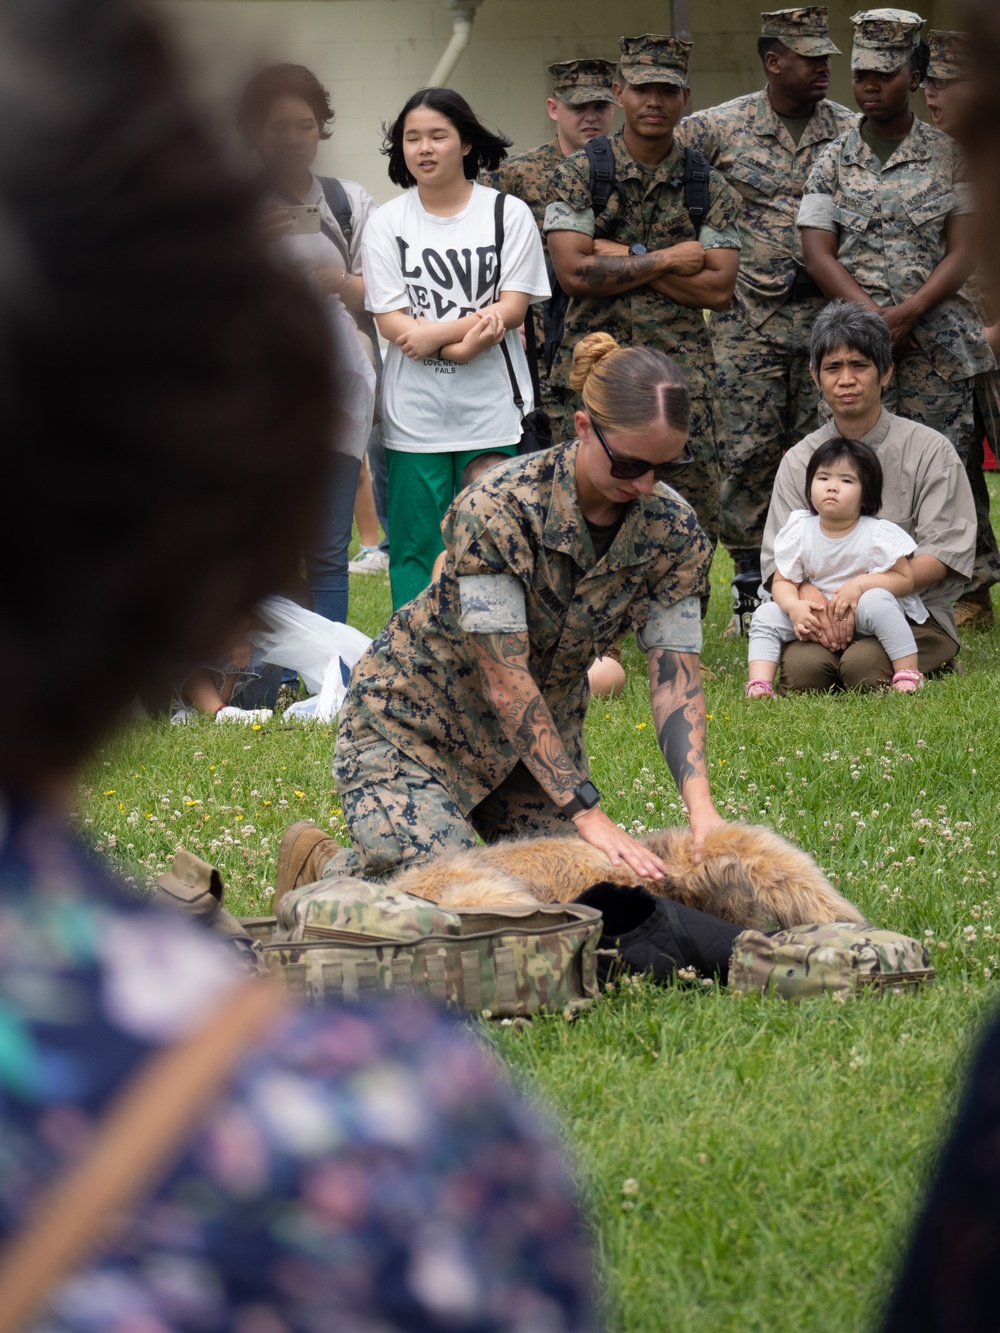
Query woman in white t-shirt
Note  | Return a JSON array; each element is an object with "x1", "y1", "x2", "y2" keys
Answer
[
  {"x1": 239, "y1": 64, "x2": 377, "y2": 626},
  {"x1": 363, "y1": 87, "x2": 549, "y2": 609}
]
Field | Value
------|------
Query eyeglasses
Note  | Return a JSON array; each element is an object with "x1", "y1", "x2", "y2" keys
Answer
[{"x1": 590, "y1": 419, "x2": 693, "y2": 481}]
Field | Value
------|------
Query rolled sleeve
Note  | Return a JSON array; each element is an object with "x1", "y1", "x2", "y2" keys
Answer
[
  {"x1": 700, "y1": 221, "x2": 741, "y2": 251},
  {"x1": 636, "y1": 595, "x2": 703, "y2": 654},
  {"x1": 458, "y1": 574, "x2": 528, "y2": 633},
  {"x1": 544, "y1": 201, "x2": 595, "y2": 237},
  {"x1": 797, "y1": 194, "x2": 837, "y2": 231}
]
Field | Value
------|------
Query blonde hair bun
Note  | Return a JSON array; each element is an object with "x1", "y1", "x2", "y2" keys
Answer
[{"x1": 568, "y1": 332, "x2": 621, "y2": 392}]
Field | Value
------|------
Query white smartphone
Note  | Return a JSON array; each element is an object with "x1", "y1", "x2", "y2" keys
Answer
[{"x1": 284, "y1": 204, "x2": 322, "y2": 236}]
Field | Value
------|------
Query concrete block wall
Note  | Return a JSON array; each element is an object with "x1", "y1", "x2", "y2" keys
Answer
[{"x1": 162, "y1": 0, "x2": 964, "y2": 204}]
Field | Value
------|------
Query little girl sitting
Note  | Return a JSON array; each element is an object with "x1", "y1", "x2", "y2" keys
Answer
[{"x1": 747, "y1": 436, "x2": 926, "y2": 698}]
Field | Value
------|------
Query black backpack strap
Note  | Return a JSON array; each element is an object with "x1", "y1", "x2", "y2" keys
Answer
[
  {"x1": 584, "y1": 135, "x2": 617, "y2": 238},
  {"x1": 682, "y1": 147, "x2": 711, "y2": 238},
  {"x1": 492, "y1": 192, "x2": 525, "y2": 413},
  {"x1": 318, "y1": 175, "x2": 354, "y2": 245}
]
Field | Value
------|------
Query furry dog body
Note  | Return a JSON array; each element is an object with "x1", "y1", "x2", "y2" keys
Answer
[{"x1": 389, "y1": 824, "x2": 865, "y2": 932}]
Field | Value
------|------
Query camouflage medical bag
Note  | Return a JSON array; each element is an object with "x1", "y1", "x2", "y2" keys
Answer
[
  {"x1": 728, "y1": 922, "x2": 935, "y2": 1000},
  {"x1": 240, "y1": 879, "x2": 603, "y2": 1018}
]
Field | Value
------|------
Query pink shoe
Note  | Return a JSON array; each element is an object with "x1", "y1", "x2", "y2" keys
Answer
[
  {"x1": 891, "y1": 669, "x2": 924, "y2": 693},
  {"x1": 746, "y1": 679, "x2": 775, "y2": 699}
]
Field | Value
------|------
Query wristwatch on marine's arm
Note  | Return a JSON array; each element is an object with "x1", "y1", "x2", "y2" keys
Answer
[
  {"x1": 561, "y1": 780, "x2": 601, "y2": 818},
  {"x1": 628, "y1": 243, "x2": 648, "y2": 256}
]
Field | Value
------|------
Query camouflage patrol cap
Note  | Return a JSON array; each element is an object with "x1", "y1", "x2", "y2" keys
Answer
[
  {"x1": 548, "y1": 58, "x2": 617, "y2": 105},
  {"x1": 850, "y1": 8, "x2": 925, "y2": 73},
  {"x1": 759, "y1": 7, "x2": 841, "y2": 58},
  {"x1": 926, "y1": 29, "x2": 970, "y2": 81},
  {"x1": 618, "y1": 34, "x2": 692, "y2": 89}
]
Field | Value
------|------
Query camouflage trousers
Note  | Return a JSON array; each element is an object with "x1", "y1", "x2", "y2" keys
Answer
[
  {"x1": 711, "y1": 298, "x2": 824, "y2": 569},
  {"x1": 968, "y1": 371, "x2": 1000, "y2": 594},
  {"x1": 549, "y1": 389, "x2": 722, "y2": 557},
  {"x1": 324, "y1": 733, "x2": 578, "y2": 883}
]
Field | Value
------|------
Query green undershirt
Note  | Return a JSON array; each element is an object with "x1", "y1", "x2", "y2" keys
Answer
[
  {"x1": 777, "y1": 111, "x2": 813, "y2": 146},
  {"x1": 861, "y1": 123, "x2": 905, "y2": 167},
  {"x1": 585, "y1": 509, "x2": 626, "y2": 562}
]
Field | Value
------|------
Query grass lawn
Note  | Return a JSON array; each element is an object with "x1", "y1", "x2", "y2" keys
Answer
[{"x1": 78, "y1": 483, "x2": 1000, "y2": 1332}]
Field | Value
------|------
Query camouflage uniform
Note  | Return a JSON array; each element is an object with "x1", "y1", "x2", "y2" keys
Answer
[
  {"x1": 327, "y1": 444, "x2": 712, "y2": 879},
  {"x1": 544, "y1": 134, "x2": 741, "y2": 548},
  {"x1": 483, "y1": 60, "x2": 617, "y2": 423},
  {"x1": 678, "y1": 8, "x2": 855, "y2": 567},
  {"x1": 798, "y1": 11, "x2": 995, "y2": 466}
]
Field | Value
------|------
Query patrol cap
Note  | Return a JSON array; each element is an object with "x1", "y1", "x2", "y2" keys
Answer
[
  {"x1": 547, "y1": 58, "x2": 617, "y2": 105},
  {"x1": 759, "y1": 7, "x2": 841, "y2": 58},
  {"x1": 617, "y1": 34, "x2": 692, "y2": 89},
  {"x1": 926, "y1": 29, "x2": 970, "y2": 81},
  {"x1": 850, "y1": 9, "x2": 925, "y2": 73}
]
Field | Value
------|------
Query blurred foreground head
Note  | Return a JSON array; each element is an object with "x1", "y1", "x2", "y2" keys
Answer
[
  {"x1": 962, "y1": 2, "x2": 1000, "y2": 306},
  {"x1": 0, "y1": 0, "x2": 332, "y2": 795}
]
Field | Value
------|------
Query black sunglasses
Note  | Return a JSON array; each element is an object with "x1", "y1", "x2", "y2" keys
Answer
[{"x1": 591, "y1": 419, "x2": 693, "y2": 481}]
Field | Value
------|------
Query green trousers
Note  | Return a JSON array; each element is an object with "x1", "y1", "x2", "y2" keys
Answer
[{"x1": 386, "y1": 445, "x2": 516, "y2": 610}]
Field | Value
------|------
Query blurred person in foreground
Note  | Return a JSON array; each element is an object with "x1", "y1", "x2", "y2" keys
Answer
[
  {"x1": 880, "y1": 9, "x2": 1000, "y2": 1327},
  {"x1": 0, "y1": 2, "x2": 596, "y2": 1329}
]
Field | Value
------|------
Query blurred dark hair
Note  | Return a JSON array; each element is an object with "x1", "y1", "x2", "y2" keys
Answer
[
  {"x1": 757, "y1": 36, "x2": 784, "y2": 62},
  {"x1": 382, "y1": 87, "x2": 511, "y2": 187},
  {"x1": 0, "y1": 0, "x2": 333, "y2": 794},
  {"x1": 237, "y1": 63, "x2": 335, "y2": 141},
  {"x1": 806, "y1": 438, "x2": 884, "y2": 517},
  {"x1": 459, "y1": 451, "x2": 512, "y2": 491},
  {"x1": 908, "y1": 39, "x2": 931, "y2": 82}
]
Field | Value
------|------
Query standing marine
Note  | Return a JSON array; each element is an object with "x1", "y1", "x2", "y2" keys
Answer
[
  {"x1": 678, "y1": 6, "x2": 856, "y2": 597},
  {"x1": 484, "y1": 58, "x2": 616, "y2": 421},
  {"x1": 544, "y1": 34, "x2": 742, "y2": 561}
]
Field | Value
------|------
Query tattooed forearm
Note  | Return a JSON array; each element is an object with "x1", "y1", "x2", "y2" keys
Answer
[
  {"x1": 648, "y1": 650, "x2": 708, "y2": 797},
  {"x1": 473, "y1": 634, "x2": 582, "y2": 801},
  {"x1": 574, "y1": 252, "x2": 663, "y2": 290},
  {"x1": 513, "y1": 695, "x2": 581, "y2": 797},
  {"x1": 477, "y1": 631, "x2": 533, "y2": 670}
]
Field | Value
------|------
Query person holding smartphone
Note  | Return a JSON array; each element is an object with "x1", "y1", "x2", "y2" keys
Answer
[
  {"x1": 276, "y1": 334, "x2": 726, "y2": 905},
  {"x1": 361, "y1": 87, "x2": 550, "y2": 611},
  {"x1": 239, "y1": 64, "x2": 376, "y2": 626}
]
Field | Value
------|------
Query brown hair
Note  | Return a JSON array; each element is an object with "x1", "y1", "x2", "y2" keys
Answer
[
  {"x1": 568, "y1": 333, "x2": 691, "y2": 435},
  {"x1": 238, "y1": 63, "x2": 335, "y2": 141}
]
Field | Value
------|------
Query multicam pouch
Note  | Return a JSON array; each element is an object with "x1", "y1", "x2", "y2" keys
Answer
[
  {"x1": 728, "y1": 922, "x2": 935, "y2": 1000},
  {"x1": 242, "y1": 880, "x2": 603, "y2": 1018}
]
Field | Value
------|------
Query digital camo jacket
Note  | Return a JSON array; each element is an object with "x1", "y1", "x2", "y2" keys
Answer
[
  {"x1": 798, "y1": 116, "x2": 995, "y2": 381},
  {"x1": 484, "y1": 138, "x2": 564, "y2": 235},
  {"x1": 543, "y1": 130, "x2": 742, "y2": 400},
  {"x1": 678, "y1": 90, "x2": 857, "y2": 328},
  {"x1": 337, "y1": 442, "x2": 712, "y2": 813}
]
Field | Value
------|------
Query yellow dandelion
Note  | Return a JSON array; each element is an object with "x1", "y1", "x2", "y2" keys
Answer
[
  {"x1": 251, "y1": 724, "x2": 262, "y2": 732},
  {"x1": 635, "y1": 722, "x2": 647, "y2": 730},
  {"x1": 184, "y1": 799, "x2": 200, "y2": 808},
  {"x1": 294, "y1": 790, "x2": 306, "y2": 799},
  {"x1": 103, "y1": 790, "x2": 116, "y2": 796},
  {"x1": 262, "y1": 800, "x2": 272, "y2": 807}
]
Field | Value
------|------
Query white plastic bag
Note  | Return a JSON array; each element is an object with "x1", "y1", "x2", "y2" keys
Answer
[{"x1": 248, "y1": 597, "x2": 371, "y2": 722}]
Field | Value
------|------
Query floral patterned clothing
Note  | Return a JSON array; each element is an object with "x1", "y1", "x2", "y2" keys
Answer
[{"x1": 0, "y1": 801, "x2": 597, "y2": 1332}]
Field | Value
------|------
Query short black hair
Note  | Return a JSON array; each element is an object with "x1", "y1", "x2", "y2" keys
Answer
[
  {"x1": 909, "y1": 39, "x2": 931, "y2": 83},
  {"x1": 460, "y1": 452, "x2": 512, "y2": 491},
  {"x1": 238, "y1": 63, "x2": 335, "y2": 141},
  {"x1": 810, "y1": 300, "x2": 894, "y2": 377},
  {"x1": 382, "y1": 87, "x2": 511, "y2": 188},
  {"x1": 805, "y1": 437, "x2": 884, "y2": 517},
  {"x1": 0, "y1": 0, "x2": 332, "y2": 794},
  {"x1": 757, "y1": 36, "x2": 785, "y2": 62}
]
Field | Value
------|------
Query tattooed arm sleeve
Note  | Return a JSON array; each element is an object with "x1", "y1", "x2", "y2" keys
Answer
[
  {"x1": 472, "y1": 631, "x2": 583, "y2": 804},
  {"x1": 647, "y1": 648, "x2": 711, "y2": 803}
]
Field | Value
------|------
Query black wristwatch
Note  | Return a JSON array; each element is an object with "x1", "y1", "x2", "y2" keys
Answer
[
  {"x1": 628, "y1": 243, "x2": 648, "y2": 256},
  {"x1": 561, "y1": 780, "x2": 602, "y2": 818}
]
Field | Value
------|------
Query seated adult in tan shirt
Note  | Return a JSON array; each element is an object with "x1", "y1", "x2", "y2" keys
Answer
[{"x1": 762, "y1": 300, "x2": 975, "y2": 693}]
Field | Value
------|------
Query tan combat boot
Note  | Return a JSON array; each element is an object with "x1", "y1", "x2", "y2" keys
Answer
[{"x1": 272, "y1": 820, "x2": 341, "y2": 914}]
